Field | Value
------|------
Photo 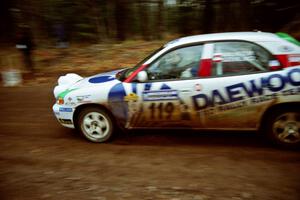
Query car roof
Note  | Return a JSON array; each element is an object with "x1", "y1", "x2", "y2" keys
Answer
[{"x1": 164, "y1": 32, "x2": 282, "y2": 48}]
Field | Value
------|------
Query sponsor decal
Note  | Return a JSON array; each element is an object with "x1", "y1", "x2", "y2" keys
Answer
[
  {"x1": 76, "y1": 95, "x2": 92, "y2": 103},
  {"x1": 142, "y1": 83, "x2": 179, "y2": 101},
  {"x1": 65, "y1": 97, "x2": 76, "y2": 106},
  {"x1": 196, "y1": 88, "x2": 300, "y2": 118},
  {"x1": 281, "y1": 87, "x2": 300, "y2": 96},
  {"x1": 124, "y1": 93, "x2": 139, "y2": 101},
  {"x1": 108, "y1": 82, "x2": 186, "y2": 124},
  {"x1": 143, "y1": 83, "x2": 191, "y2": 121},
  {"x1": 108, "y1": 83, "x2": 142, "y2": 126},
  {"x1": 89, "y1": 76, "x2": 114, "y2": 83},
  {"x1": 192, "y1": 68, "x2": 300, "y2": 112},
  {"x1": 59, "y1": 107, "x2": 73, "y2": 112},
  {"x1": 125, "y1": 93, "x2": 140, "y2": 124},
  {"x1": 143, "y1": 90, "x2": 178, "y2": 101},
  {"x1": 108, "y1": 83, "x2": 128, "y2": 122}
]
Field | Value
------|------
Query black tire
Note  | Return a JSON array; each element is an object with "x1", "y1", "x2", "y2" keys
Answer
[
  {"x1": 266, "y1": 107, "x2": 300, "y2": 149},
  {"x1": 77, "y1": 107, "x2": 114, "y2": 143}
]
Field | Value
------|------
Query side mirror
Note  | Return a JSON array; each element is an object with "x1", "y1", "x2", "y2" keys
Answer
[{"x1": 137, "y1": 71, "x2": 148, "y2": 82}]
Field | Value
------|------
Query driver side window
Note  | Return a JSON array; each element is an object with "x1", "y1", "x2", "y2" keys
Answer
[{"x1": 146, "y1": 45, "x2": 203, "y2": 80}]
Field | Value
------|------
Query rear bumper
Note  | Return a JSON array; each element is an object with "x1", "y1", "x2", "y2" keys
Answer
[{"x1": 52, "y1": 104, "x2": 75, "y2": 128}]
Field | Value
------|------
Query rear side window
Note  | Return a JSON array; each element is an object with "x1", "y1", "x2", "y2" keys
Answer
[{"x1": 211, "y1": 41, "x2": 276, "y2": 76}]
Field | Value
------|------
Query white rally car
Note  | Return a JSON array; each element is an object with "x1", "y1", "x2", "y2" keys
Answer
[{"x1": 53, "y1": 32, "x2": 300, "y2": 148}]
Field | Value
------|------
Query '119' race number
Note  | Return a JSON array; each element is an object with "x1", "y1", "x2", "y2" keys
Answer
[{"x1": 149, "y1": 102, "x2": 175, "y2": 119}]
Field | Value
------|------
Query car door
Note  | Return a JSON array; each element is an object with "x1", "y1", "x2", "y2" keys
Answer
[
  {"x1": 191, "y1": 41, "x2": 286, "y2": 129},
  {"x1": 125, "y1": 44, "x2": 205, "y2": 128}
]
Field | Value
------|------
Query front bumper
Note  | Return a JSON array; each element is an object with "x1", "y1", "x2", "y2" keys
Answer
[{"x1": 53, "y1": 104, "x2": 75, "y2": 128}]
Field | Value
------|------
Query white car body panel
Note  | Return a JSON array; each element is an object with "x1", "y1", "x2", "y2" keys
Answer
[{"x1": 52, "y1": 32, "x2": 300, "y2": 132}]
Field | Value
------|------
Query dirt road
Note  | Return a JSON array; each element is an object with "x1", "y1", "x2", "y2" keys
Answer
[{"x1": 0, "y1": 85, "x2": 299, "y2": 200}]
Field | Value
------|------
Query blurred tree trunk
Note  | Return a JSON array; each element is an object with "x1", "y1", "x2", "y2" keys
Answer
[
  {"x1": 138, "y1": 0, "x2": 150, "y2": 40},
  {"x1": 102, "y1": 1, "x2": 111, "y2": 39},
  {"x1": 155, "y1": 0, "x2": 164, "y2": 39},
  {"x1": 239, "y1": 0, "x2": 251, "y2": 31},
  {"x1": 178, "y1": 1, "x2": 193, "y2": 35},
  {"x1": 0, "y1": 0, "x2": 15, "y2": 44},
  {"x1": 202, "y1": 0, "x2": 214, "y2": 33},
  {"x1": 89, "y1": 0, "x2": 102, "y2": 42},
  {"x1": 115, "y1": 0, "x2": 127, "y2": 41},
  {"x1": 219, "y1": 0, "x2": 231, "y2": 32}
]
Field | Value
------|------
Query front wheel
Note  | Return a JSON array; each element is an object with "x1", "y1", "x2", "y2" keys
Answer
[
  {"x1": 266, "y1": 108, "x2": 300, "y2": 148},
  {"x1": 77, "y1": 107, "x2": 114, "y2": 143}
]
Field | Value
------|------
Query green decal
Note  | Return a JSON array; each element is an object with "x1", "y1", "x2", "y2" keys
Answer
[
  {"x1": 58, "y1": 88, "x2": 78, "y2": 99},
  {"x1": 276, "y1": 32, "x2": 300, "y2": 46}
]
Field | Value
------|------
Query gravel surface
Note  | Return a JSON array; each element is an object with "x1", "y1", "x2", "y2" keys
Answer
[{"x1": 0, "y1": 85, "x2": 299, "y2": 200}]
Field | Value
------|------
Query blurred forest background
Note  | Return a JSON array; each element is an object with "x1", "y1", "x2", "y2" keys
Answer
[{"x1": 0, "y1": 0, "x2": 300, "y2": 79}]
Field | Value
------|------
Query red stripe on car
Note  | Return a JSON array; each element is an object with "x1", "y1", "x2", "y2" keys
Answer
[
  {"x1": 198, "y1": 59, "x2": 212, "y2": 77},
  {"x1": 276, "y1": 55, "x2": 289, "y2": 68},
  {"x1": 276, "y1": 54, "x2": 300, "y2": 68}
]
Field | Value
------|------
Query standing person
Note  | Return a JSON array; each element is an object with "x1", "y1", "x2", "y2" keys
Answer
[
  {"x1": 16, "y1": 26, "x2": 34, "y2": 72},
  {"x1": 54, "y1": 23, "x2": 68, "y2": 48}
]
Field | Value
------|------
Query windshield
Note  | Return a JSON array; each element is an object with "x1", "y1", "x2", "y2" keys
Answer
[{"x1": 117, "y1": 46, "x2": 163, "y2": 81}]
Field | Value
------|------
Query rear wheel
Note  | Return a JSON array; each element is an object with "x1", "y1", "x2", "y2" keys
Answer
[
  {"x1": 266, "y1": 108, "x2": 300, "y2": 148},
  {"x1": 77, "y1": 107, "x2": 114, "y2": 142}
]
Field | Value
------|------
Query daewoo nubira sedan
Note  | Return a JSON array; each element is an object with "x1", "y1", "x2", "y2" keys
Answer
[{"x1": 53, "y1": 32, "x2": 300, "y2": 148}]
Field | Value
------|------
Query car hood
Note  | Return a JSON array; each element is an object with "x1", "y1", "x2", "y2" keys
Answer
[{"x1": 54, "y1": 69, "x2": 123, "y2": 98}]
